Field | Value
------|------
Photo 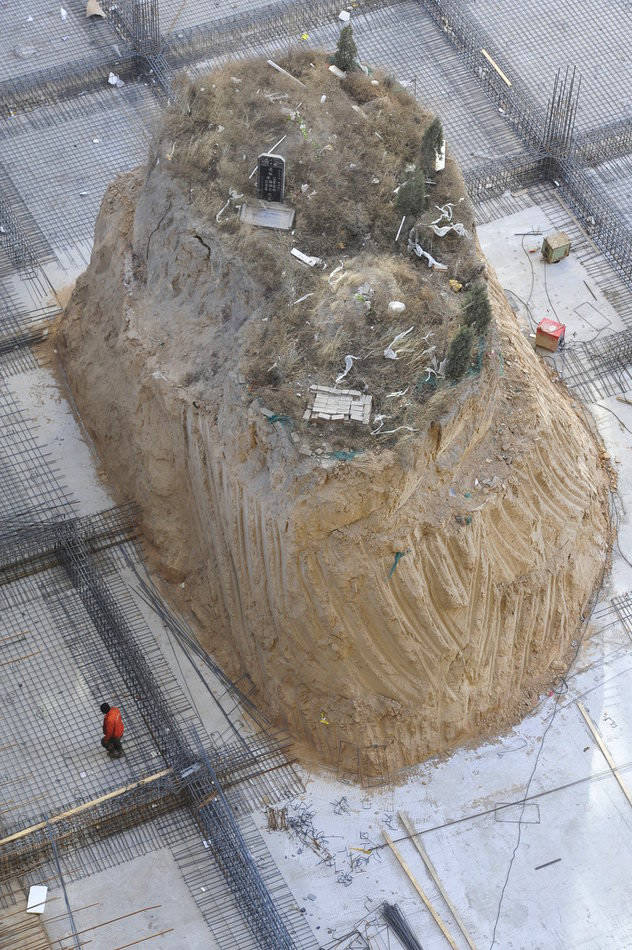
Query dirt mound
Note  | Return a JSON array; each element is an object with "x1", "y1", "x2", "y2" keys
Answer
[{"x1": 59, "y1": 53, "x2": 610, "y2": 776}]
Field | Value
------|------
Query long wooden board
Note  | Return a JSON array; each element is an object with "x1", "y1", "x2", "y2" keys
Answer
[
  {"x1": 399, "y1": 811, "x2": 477, "y2": 950},
  {"x1": 382, "y1": 830, "x2": 459, "y2": 950},
  {"x1": 577, "y1": 702, "x2": 632, "y2": 808},
  {"x1": 0, "y1": 769, "x2": 172, "y2": 847}
]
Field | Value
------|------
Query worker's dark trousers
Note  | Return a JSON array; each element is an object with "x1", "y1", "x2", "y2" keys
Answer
[{"x1": 101, "y1": 736, "x2": 123, "y2": 756}]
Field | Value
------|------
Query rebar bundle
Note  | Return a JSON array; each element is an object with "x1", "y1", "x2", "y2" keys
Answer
[{"x1": 381, "y1": 903, "x2": 424, "y2": 950}]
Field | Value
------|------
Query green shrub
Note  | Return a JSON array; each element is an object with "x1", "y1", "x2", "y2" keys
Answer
[
  {"x1": 420, "y1": 117, "x2": 444, "y2": 174},
  {"x1": 445, "y1": 325, "x2": 473, "y2": 380},
  {"x1": 464, "y1": 283, "x2": 492, "y2": 335},
  {"x1": 334, "y1": 24, "x2": 357, "y2": 72},
  {"x1": 396, "y1": 169, "x2": 426, "y2": 217}
]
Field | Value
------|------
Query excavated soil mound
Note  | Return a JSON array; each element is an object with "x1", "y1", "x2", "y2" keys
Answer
[{"x1": 59, "y1": 53, "x2": 610, "y2": 776}]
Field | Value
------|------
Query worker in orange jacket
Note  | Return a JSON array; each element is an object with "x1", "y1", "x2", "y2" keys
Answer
[{"x1": 100, "y1": 702, "x2": 124, "y2": 758}]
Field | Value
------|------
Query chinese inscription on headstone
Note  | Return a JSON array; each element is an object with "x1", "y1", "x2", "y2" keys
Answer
[{"x1": 257, "y1": 153, "x2": 285, "y2": 202}]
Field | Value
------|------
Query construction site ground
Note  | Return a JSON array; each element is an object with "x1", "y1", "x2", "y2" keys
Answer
[{"x1": 3, "y1": 1, "x2": 632, "y2": 948}]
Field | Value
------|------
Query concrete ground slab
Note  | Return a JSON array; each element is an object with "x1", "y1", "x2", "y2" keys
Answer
[{"x1": 41, "y1": 848, "x2": 218, "y2": 948}]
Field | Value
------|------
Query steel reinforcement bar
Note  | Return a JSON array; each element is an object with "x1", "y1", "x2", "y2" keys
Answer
[
  {"x1": 54, "y1": 524, "x2": 299, "y2": 950},
  {"x1": 419, "y1": 0, "x2": 632, "y2": 294}
]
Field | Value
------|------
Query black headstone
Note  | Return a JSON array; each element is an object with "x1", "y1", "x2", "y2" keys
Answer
[{"x1": 257, "y1": 153, "x2": 285, "y2": 203}]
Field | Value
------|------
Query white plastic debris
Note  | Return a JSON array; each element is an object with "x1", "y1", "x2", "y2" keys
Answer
[
  {"x1": 86, "y1": 0, "x2": 106, "y2": 16},
  {"x1": 329, "y1": 64, "x2": 346, "y2": 79},
  {"x1": 27, "y1": 15, "x2": 33, "y2": 21},
  {"x1": 293, "y1": 292, "x2": 314, "y2": 306},
  {"x1": 328, "y1": 261, "x2": 344, "y2": 286},
  {"x1": 320, "y1": 94, "x2": 327, "y2": 104},
  {"x1": 388, "y1": 301, "x2": 406, "y2": 315},
  {"x1": 267, "y1": 59, "x2": 306, "y2": 87},
  {"x1": 384, "y1": 326, "x2": 414, "y2": 360},
  {"x1": 339, "y1": 9, "x2": 351, "y2": 21},
  {"x1": 395, "y1": 215, "x2": 406, "y2": 242},
  {"x1": 26, "y1": 886, "x2": 47, "y2": 914},
  {"x1": 108, "y1": 71, "x2": 124, "y2": 87},
  {"x1": 432, "y1": 222, "x2": 469, "y2": 238},
  {"x1": 386, "y1": 387, "x2": 409, "y2": 398},
  {"x1": 410, "y1": 242, "x2": 448, "y2": 270},
  {"x1": 92, "y1": 137, "x2": 100, "y2": 143},
  {"x1": 335, "y1": 354, "x2": 359, "y2": 384},
  {"x1": 60, "y1": 6, "x2": 67, "y2": 19},
  {"x1": 291, "y1": 248, "x2": 322, "y2": 267}
]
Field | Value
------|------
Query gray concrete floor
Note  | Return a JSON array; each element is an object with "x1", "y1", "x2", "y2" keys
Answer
[{"x1": 42, "y1": 849, "x2": 219, "y2": 948}]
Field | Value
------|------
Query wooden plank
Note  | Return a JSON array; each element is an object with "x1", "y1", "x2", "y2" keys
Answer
[
  {"x1": 399, "y1": 811, "x2": 477, "y2": 950},
  {"x1": 0, "y1": 769, "x2": 172, "y2": 847},
  {"x1": 480, "y1": 48, "x2": 512, "y2": 87},
  {"x1": 577, "y1": 702, "x2": 632, "y2": 808},
  {"x1": 382, "y1": 831, "x2": 459, "y2": 950}
]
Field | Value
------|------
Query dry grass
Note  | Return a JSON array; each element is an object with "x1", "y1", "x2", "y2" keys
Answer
[{"x1": 157, "y1": 51, "x2": 488, "y2": 450}]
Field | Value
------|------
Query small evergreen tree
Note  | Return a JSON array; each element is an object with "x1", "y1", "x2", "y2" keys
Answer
[
  {"x1": 334, "y1": 24, "x2": 357, "y2": 72},
  {"x1": 420, "y1": 117, "x2": 444, "y2": 174},
  {"x1": 445, "y1": 325, "x2": 473, "y2": 380},
  {"x1": 396, "y1": 169, "x2": 426, "y2": 217},
  {"x1": 464, "y1": 283, "x2": 492, "y2": 335}
]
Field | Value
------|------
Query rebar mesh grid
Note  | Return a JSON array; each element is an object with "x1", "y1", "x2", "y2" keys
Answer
[
  {"x1": 460, "y1": 0, "x2": 632, "y2": 132},
  {"x1": 0, "y1": 83, "x2": 159, "y2": 253}
]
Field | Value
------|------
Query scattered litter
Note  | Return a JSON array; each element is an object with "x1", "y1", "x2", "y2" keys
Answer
[
  {"x1": 78, "y1": 191, "x2": 88, "y2": 196},
  {"x1": 432, "y1": 221, "x2": 469, "y2": 238},
  {"x1": 92, "y1": 137, "x2": 100, "y2": 143},
  {"x1": 339, "y1": 9, "x2": 351, "y2": 21},
  {"x1": 449, "y1": 279, "x2": 463, "y2": 292},
  {"x1": 371, "y1": 414, "x2": 390, "y2": 434},
  {"x1": 305, "y1": 385, "x2": 372, "y2": 424},
  {"x1": 320, "y1": 94, "x2": 327, "y2": 104},
  {"x1": 388, "y1": 300, "x2": 406, "y2": 315},
  {"x1": 386, "y1": 387, "x2": 409, "y2": 398},
  {"x1": 291, "y1": 247, "x2": 322, "y2": 267},
  {"x1": 86, "y1": 0, "x2": 106, "y2": 16},
  {"x1": 431, "y1": 203, "x2": 469, "y2": 238},
  {"x1": 335, "y1": 354, "x2": 360, "y2": 384},
  {"x1": 535, "y1": 858, "x2": 562, "y2": 871},
  {"x1": 216, "y1": 188, "x2": 240, "y2": 222},
  {"x1": 107, "y1": 71, "x2": 124, "y2": 87},
  {"x1": 267, "y1": 59, "x2": 306, "y2": 87},
  {"x1": 326, "y1": 449, "x2": 361, "y2": 461},
  {"x1": 384, "y1": 326, "x2": 414, "y2": 360},
  {"x1": 388, "y1": 551, "x2": 408, "y2": 578},
  {"x1": 230, "y1": 76, "x2": 242, "y2": 84},
  {"x1": 380, "y1": 425, "x2": 418, "y2": 435},
  {"x1": 320, "y1": 711, "x2": 329, "y2": 724},
  {"x1": 409, "y1": 241, "x2": 448, "y2": 270},
  {"x1": 60, "y1": 6, "x2": 68, "y2": 20},
  {"x1": 292, "y1": 292, "x2": 314, "y2": 306},
  {"x1": 306, "y1": 893, "x2": 317, "y2": 901},
  {"x1": 26, "y1": 885, "x2": 47, "y2": 914},
  {"x1": 328, "y1": 261, "x2": 344, "y2": 286},
  {"x1": 395, "y1": 214, "x2": 406, "y2": 242},
  {"x1": 329, "y1": 64, "x2": 346, "y2": 79}
]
